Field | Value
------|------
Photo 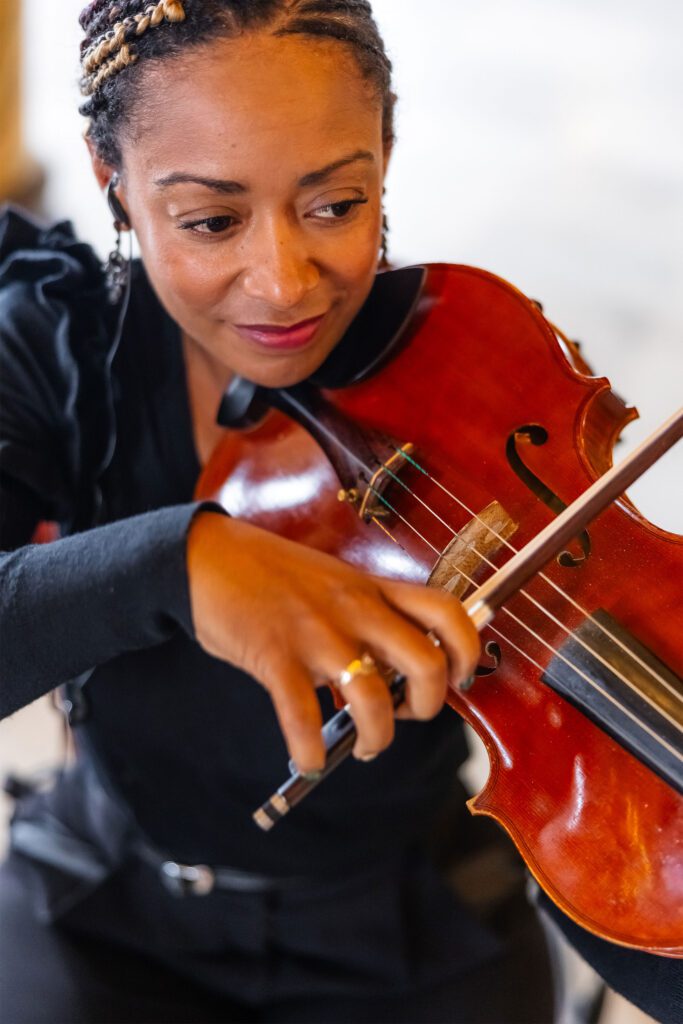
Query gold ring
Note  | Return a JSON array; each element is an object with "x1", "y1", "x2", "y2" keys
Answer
[{"x1": 336, "y1": 652, "x2": 377, "y2": 688}]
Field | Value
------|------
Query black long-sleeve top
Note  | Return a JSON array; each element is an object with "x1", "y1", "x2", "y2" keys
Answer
[
  {"x1": 0, "y1": 207, "x2": 467, "y2": 874},
  {"x1": 2, "y1": 209, "x2": 681, "y2": 1022}
]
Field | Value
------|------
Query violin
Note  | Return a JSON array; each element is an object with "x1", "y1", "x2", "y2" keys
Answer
[{"x1": 195, "y1": 262, "x2": 683, "y2": 957}]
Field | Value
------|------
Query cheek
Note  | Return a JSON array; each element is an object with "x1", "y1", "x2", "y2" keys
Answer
[
  {"x1": 137, "y1": 221, "x2": 230, "y2": 321},
  {"x1": 135, "y1": 200, "x2": 383, "y2": 328},
  {"x1": 324, "y1": 210, "x2": 383, "y2": 291}
]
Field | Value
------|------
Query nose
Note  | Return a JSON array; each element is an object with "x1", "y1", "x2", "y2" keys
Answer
[{"x1": 240, "y1": 215, "x2": 320, "y2": 311}]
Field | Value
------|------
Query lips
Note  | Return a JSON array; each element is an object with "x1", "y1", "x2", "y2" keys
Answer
[{"x1": 234, "y1": 313, "x2": 326, "y2": 351}]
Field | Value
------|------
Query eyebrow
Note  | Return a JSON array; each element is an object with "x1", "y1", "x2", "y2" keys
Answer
[
  {"x1": 153, "y1": 150, "x2": 375, "y2": 194},
  {"x1": 298, "y1": 150, "x2": 374, "y2": 187}
]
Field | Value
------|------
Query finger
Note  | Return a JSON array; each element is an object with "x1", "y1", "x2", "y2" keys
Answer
[
  {"x1": 346, "y1": 596, "x2": 449, "y2": 721},
  {"x1": 340, "y1": 667, "x2": 396, "y2": 760},
  {"x1": 317, "y1": 644, "x2": 396, "y2": 760},
  {"x1": 266, "y1": 663, "x2": 325, "y2": 775},
  {"x1": 382, "y1": 581, "x2": 480, "y2": 681},
  {"x1": 390, "y1": 629, "x2": 447, "y2": 721},
  {"x1": 378, "y1": 581, "x2": 480, "y2": 688}
]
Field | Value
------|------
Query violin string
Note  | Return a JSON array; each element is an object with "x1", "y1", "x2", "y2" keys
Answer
[
  {"x1": 366, "y1": 483, "x2": 683, "y2": 765},
  {"x1": 364, "y1": 505, "x2": 564, "y2": 702},
  {"x1": 277, "y1": 393, "x2": 681, "y2": 720},
  {"x1": 394, "y1": 447, "x2": 681, "y2": 704},
  {"x1": 379, "y1": 465, "x2": 683, "y2": 734}
]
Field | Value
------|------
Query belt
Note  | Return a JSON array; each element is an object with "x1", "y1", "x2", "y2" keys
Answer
[
  {"x1": 6, "y1": 767, "x2": 372, "y2": 901},
  {"x1": 10, "y1": 813, "x2": 318, "y2": 900},
  {"x1": 134, "y1": 839, "x2": 322, "y2": 898}
]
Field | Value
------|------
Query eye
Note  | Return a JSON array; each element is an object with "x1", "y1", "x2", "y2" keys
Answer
[
  {"x1": 178, "y1": 215, "x2": 237, "y2": 236},
  {"x1": 310, "y1": 198, "x2": 368, "y2": 221}
]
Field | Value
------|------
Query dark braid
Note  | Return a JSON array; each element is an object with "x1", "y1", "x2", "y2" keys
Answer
[
  {"x1": 79, "y1": 0, "x2": 396, "y2": 168},
  {"x1": 79, "y1": 1, "x2": 109, "y2": 32}
]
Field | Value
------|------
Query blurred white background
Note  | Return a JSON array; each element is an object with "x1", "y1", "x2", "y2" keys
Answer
[{"x1": 2, "y1": 3, "x2": 681, "y2": 1021}]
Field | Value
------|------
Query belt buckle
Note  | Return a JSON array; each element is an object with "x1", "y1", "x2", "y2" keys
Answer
[{"x1": 160, "y1": 860, "x2": 215, "y2": 897}]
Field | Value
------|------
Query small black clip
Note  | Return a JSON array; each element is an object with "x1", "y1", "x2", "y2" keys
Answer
[{"x1": 217, "y1": 376, "x2": 269, "y2": 428}]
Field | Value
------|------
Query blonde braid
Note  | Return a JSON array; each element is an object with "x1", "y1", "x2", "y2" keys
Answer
[
  {"x1": 87, "y1": 43, "x2": 138, "y2": 95},
  {"x1": 81, "y1": 0, "x2": 185, "y2": 94},
  {"x1": 82, "y1": 21, "x2": 127, "y2": 74}
]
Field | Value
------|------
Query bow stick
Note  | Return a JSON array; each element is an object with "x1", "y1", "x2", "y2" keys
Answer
[{"x1": 254, "y1": 407, "x2": 683, "y2": 831}]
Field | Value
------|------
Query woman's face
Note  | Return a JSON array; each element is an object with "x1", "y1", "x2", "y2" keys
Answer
[{"x1": 104, "y1": 32, "x2": 388, "y2": 388}]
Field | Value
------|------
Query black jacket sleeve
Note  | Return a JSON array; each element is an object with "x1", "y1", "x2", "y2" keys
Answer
[
  {"x1": 0, "y1": 498, "x2": 217, "y2": 720},
  {"x1": 537, "y1": 890, "x2": 682, "y2": 1024},
  {"x1": 0, "y1": 208, "x2": 223, "y2": 720}
]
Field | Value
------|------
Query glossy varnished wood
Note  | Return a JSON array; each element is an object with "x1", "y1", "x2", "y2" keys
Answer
[{"x1": 197, "y1": 264, "x2": 683, "y2": 955}]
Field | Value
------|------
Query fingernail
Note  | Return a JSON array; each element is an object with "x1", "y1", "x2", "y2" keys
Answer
[
  {"x1": 301, "y1": 769, "x2": 323, "y2": 782},
  {"x1": 358, "y1": 752, "x2": 378, "y2": 763}
]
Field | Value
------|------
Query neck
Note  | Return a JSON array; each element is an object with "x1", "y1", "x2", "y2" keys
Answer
[{"x1": 181, "y1": 332, "x2": 234, "y2": 466}]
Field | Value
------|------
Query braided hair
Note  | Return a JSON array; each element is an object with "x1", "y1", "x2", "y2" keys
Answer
[{"x1": 79, "y1": 1, "x2": 396, "y2": 169}]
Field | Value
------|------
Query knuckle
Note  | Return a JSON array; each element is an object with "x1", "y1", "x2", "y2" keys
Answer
[
  {"x1": 358, "y1": 688, "x2": 393, "y2": 719},
  {"x1": 419, "y1": 642, "x2": 449, "y2": 679},
  {"x1": 360, "y1": 713, "x2": 394, "y2": 749},
  {"x1": 438, "y1": 598, "x2": 471, "y2": 626},
  {"x1": 410, "y1": 696, "x2": 443, "y2": 721},
  {"x1": 352, "y1": 585, "x2": 383, "y2": 614},
  {"x1": 327, "y1": 576, "x2": 357, "y2": 606},
  {"x1": 295, "y1": 605, "x2": 334, "y2": 641},
  {"x1": 409, "y1": 665, "x2": 447, "y2": 719},
  {"x1": 330, "y1": 578, "x2": 379, "y2": 617},
  {"x1": 278, "y1": 699, "x2": 316, "y2": 737},
  {"x1": 249, "y1": 649, "x2": 285, "y2": 690},
  {"x1": 350, "y1": 684, "x2": 394, "y2": 745}
]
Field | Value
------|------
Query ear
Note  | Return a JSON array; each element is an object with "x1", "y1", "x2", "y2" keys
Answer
[
  {"x1": 85, "y1": 134, "x2": 131, "y2": 229},
  {"x1": 85, "y1": 133, "x2": 116, "y2": 192}
]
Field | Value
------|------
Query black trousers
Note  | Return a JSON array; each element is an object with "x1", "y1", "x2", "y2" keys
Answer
[{"x1": 0, "y1": 850, "x2": 555, "y2": 1024}]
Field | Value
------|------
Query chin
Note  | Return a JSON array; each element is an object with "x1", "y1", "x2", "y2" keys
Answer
[
  {"x1": 232, "y1": 331, "x2": 342, "y2": 389},
  {"x1": 241, "y1": 349, "x2": 329, "y2": 389}
]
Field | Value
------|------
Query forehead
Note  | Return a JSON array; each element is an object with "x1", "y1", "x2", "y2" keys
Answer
[{"x1": 123, "y1": 32, "x2": 383, "y2": 179}]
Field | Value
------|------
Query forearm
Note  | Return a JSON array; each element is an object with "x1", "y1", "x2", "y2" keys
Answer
[{"x1": 0, "y1": 501, "x2": 223, "y2": 719}]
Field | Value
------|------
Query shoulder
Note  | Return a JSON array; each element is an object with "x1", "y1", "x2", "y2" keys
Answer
[
  {"x1": 0, "y1": 208, "x2": 118, "y2": 516},
  {"x1": 0, "y1": 205, "x2": 112, "y2": 350}
]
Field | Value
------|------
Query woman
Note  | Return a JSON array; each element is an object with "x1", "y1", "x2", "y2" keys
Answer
[{"x1": 0, "y1": 2, "x2": 678, "y2": 1022}]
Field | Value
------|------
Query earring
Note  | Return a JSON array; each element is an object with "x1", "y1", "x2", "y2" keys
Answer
[
  {"x1": 104, "y1": 223, "x2": 128, "y2": 304},
  {"x1": 104, "y1": 174, "x2": 130, "y2": 304},
  {"x1": 379, "y1": 208, "x2": 390, "y2": 268}
]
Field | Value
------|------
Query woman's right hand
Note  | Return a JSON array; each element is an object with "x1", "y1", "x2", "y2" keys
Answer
[{"x1": 186, "y1": 511, "x2": 480, "y2": 775}]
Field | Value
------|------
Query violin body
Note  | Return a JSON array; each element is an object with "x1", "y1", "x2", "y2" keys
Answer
[{"x1": 197, "y1": 264, "x2": 683, "y2": 955}]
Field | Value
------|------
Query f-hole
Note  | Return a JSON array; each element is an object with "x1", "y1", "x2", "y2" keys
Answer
[
  {"x1": 475, "y1": 640, "x2": 502, "y2": 677},
  {"x1": 506, "y1": 425, "x2": 591, "y2": 567}
]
